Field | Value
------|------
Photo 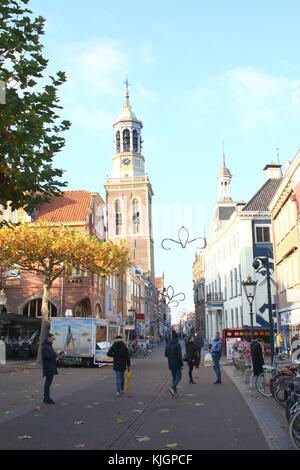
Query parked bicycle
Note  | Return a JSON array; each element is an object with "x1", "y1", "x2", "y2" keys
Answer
[{"x1": 256, "y1": 360, "x2": 300, "y2": 399}]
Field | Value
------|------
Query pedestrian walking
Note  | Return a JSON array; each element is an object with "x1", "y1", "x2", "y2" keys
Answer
[
  {"x1": 107, "y1": 335, "x2": 131, "y2": 397},
  {"x1": 210, "y1": 332, "x2": 223, "y2": 384},
  {"x1": 185, "y1": 335, "x2": 197, "y2": 384},
  {"x1": 276, "y1": 332, "x2": 284, "y2": 358},
  {"x1": 165, "y1": 330, "x2": 183, "y2": 397},
  {"x1": 42, "y1": 332, "x2": 63, "y2": 405},
  {"x1": 194, "y1": 332, "x2": 202, "y2": 367}
]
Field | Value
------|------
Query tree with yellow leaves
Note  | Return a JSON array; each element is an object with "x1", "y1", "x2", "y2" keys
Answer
[{"x1": 0, "y1": 222, "x2": 129, "y2": 361}]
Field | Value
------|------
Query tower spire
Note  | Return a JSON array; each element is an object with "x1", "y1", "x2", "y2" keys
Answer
[
  {"x1": 124, "y1": 72, "x2": 130, "y2": 100},
  {"x1": 221, "y1": 136, "x2": 225, "y2": 167}
]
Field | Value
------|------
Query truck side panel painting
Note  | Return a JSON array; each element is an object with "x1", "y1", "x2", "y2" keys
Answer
[{"x1": 50, "y1": 317, "x2": 121, "y2": 365}]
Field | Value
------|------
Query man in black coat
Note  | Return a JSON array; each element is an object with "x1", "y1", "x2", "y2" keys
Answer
[
  {"x1": 165, "y1": 330, "x2": 183, "y2": 397},
  {"x1": 42, "y1": 333, "x2": 62, "y2": 404},
  {"x1": 194, "y1": 332, "x2": 202, "y2": 367},
  {"x1": 107, "y1": 336, "x2": 131, "y2": 397}
]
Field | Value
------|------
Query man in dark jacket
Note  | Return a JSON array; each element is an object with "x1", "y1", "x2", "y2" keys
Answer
[
  {"x1": 107, "y1": 336, "x2": 131, "y2": 396},
  {"x1": 42, "y1": 333, "x2": 61, "y2": 404},
  {"x1": 165, "y1": 330, "x2": 183, "y2": 397},
  {"x1": 194, "y1": 332, "x2": 202, "y2": 367}
]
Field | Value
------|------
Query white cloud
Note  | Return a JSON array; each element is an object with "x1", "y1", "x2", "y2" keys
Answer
[
  {"x1": 67, "y1": 41, "x2": 129, "y2": 96},
  {"x1": 136, "y1": 82, "x2": 158, "y2": 102},
  {"x1": 190, "y1": 67, "x2": 300, "y2": 130},
  {"x1": 70, "y1": 108, "x2": 114, "y2": 129}
]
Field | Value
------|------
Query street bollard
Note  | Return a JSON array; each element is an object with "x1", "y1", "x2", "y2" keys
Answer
[
  {"x1": 0, "y1": 340, "x2": 6, "y2": 365},
  {"x1": 249, "y1": 373, "x2": 256, "y2": 390},
  {"x1": 244, "y1": 367, "x2": 251, "y2": 383}
]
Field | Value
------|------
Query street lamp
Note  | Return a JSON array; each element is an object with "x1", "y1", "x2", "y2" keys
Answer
[
  {"x1": 0, "y1": 289, "x2": 7, "y2": 314},
  {"x1": 0, "y1": 289, "x2": 7, "y2": 340},
  {"x1": 65, "y1": 309, "x2": 73, "y2": 317},
  {"x1": 241, "y1": 276, "x2": 258, "y2": 342},
  {"x1": 252, "y1": 256, "x2": 275, "y2": 364},
  {"x1": 128, "y1": 306, "x2": 136, "y2": 338}
]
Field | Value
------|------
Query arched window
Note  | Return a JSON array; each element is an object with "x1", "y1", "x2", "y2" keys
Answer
[
  {"x1": 132, "y1": 198, "x2": 140, "y2": 234},
  {"x1": 95, "y1": 303, "x2": 104, "y2": 319},
  {"x1": 123, "y1": 129, "x2": 130, "y2": 152},
  {"x1": 115, "y1": 199, "x2": 122, "y2": 235},
  {"x1": 23, "y1": 299, "x2": 57, "y2": 318},
  {"x1": 133, "y1": 129, "x2": 139, "y2": 153},
  {"x1": 116, "y1": 131, "x2": 120, "y2": 153}
]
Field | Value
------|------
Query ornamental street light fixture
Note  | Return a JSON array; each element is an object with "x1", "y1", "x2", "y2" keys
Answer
[
  {"x1": 241, "y1": 276, "x2": 258, "y2": 342},
  {"x1": 0, "y1": 289, "x2": 7, "y2": 314},
  {"x1": 0, "y1": 289, "x2": 7, "y2": 340},
  {"x1": 161, "y1": 226, "x2": 206, "y2": 251},
  {"x1": 128, "y1": 306, "x2": 136, "y2": 337},
  {"x1": 252, "y1": 256, "x2": 275, "y2": 364}
]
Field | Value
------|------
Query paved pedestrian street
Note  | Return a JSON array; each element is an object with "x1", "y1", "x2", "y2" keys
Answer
[{"x1": 0, "y1": 345, "x2": 281, "y2": 451}]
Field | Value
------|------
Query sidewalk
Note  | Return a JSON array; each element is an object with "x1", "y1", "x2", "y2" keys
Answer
[{"x1": 223, "y1": 362, "x2": 294, "y2": 450}]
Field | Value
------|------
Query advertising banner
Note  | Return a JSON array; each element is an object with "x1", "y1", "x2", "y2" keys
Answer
[{"x1": 51, "y1": 318, "x2": 93, "y2": 356}]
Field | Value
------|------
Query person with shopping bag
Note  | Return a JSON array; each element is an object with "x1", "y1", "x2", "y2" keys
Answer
[
  {"x1": 210, "y1": 332, "x2": 223, "y2": 384},
  {"x1": 107, "y1": 335, "x2": 131, "y2": 397}
]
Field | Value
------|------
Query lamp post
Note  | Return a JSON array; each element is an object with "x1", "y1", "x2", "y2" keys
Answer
[
  {"x1": 252, "y1": 256, "x2": 275, "y2": 364},
  {"x1": 241, "y1": 276, "x2": 258, "y2": 342},
  {"x1": 0, "y1": 289, "x2": 8, "y2": 340},
  {"x1": 128, "y1": 306, "x2": 136, "y2": 339}
]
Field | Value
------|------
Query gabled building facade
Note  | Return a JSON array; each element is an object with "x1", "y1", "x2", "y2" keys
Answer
[
  {"x1": 193, "y1": 152, "x2": 282, "y2": 341},
  {"x1": 269, "y1": 149, "x2": 300, "y2": 347}
]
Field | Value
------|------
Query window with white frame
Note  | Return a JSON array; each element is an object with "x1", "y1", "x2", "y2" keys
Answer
[{"x1": 255, "y1": 226, "x2": 271, "y2": 243}]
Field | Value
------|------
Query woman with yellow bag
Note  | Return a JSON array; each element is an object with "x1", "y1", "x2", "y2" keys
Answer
[{"x1": 107, "y1": 336, "x2": 131, "y2": 397}]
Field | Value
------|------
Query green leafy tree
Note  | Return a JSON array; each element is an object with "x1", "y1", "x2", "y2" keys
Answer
[{"x1": 0, "y1": 0, "x2": 71, "y2": 212}]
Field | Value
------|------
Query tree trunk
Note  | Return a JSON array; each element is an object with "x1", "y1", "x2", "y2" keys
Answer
[{"x1": 36, "y1": 283, "x2": 51, "y2": 364}]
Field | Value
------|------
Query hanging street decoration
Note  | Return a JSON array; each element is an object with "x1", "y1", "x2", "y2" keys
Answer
[
  {"x1": 161, "y1": 285, "x2": 186, "y2": 308},
  {"x1": 161, "y1": 226, "x2": 206, "y2": 251}
]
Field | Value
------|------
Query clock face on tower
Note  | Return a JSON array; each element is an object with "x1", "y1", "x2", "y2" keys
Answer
[{"x1": 122, "y1": 158, "x2": 131, "y2": 166}]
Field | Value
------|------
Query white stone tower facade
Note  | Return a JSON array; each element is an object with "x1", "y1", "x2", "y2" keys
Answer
[{"x1": 105, "y1": 80, "x2": 155, "y2": 282}]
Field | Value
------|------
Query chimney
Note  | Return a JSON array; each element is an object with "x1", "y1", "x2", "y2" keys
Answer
[{"x1": 263, "y1": 163, "x2": 282, "y2": 180}]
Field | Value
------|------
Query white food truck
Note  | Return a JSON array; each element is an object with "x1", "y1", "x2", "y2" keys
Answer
[{"x1": 50, "y1": 317, "x2": 121, "y2": 367}]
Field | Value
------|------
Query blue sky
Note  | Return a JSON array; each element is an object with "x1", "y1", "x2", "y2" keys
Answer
[{"x1": 30, "y1": 0, "x2": 300, "y2": 322}]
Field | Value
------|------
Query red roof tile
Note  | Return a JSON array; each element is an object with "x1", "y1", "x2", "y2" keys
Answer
[{"x1": 34, "y1": 191, "x2": 91, "y2": 224}]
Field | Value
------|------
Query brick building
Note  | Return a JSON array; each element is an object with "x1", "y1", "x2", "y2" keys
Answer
[{"x1": 1, "y1": 190, "x2": 107, "y2": 322}]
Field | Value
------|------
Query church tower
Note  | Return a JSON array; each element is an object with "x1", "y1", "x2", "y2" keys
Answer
[
  {"x1": 214, "y1": 149, "x2": 237, "y2": 225},
  {"x1": 105, "y1": 79, "x2": 155, "y2": 282}
]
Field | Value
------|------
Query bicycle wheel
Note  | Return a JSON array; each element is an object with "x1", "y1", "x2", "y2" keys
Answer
[
  {"x1": 289, "y1": 409, "x2": 300, "y2": 450},
  {"x1": 273, "y1": 376, "x2": 292, "y2": 408},
  {"x1": 256, "y1": 372, "x2": 272, "y2": 397}
]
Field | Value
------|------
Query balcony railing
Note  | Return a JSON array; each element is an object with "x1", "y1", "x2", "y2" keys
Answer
[{"x1": 206, "y1": 292, "x2": 223, "y2": 303}]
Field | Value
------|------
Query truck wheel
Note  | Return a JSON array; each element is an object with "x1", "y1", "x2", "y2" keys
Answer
[{"x1": 82, "y1": 359, "x2": 90, "y2": 368}]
